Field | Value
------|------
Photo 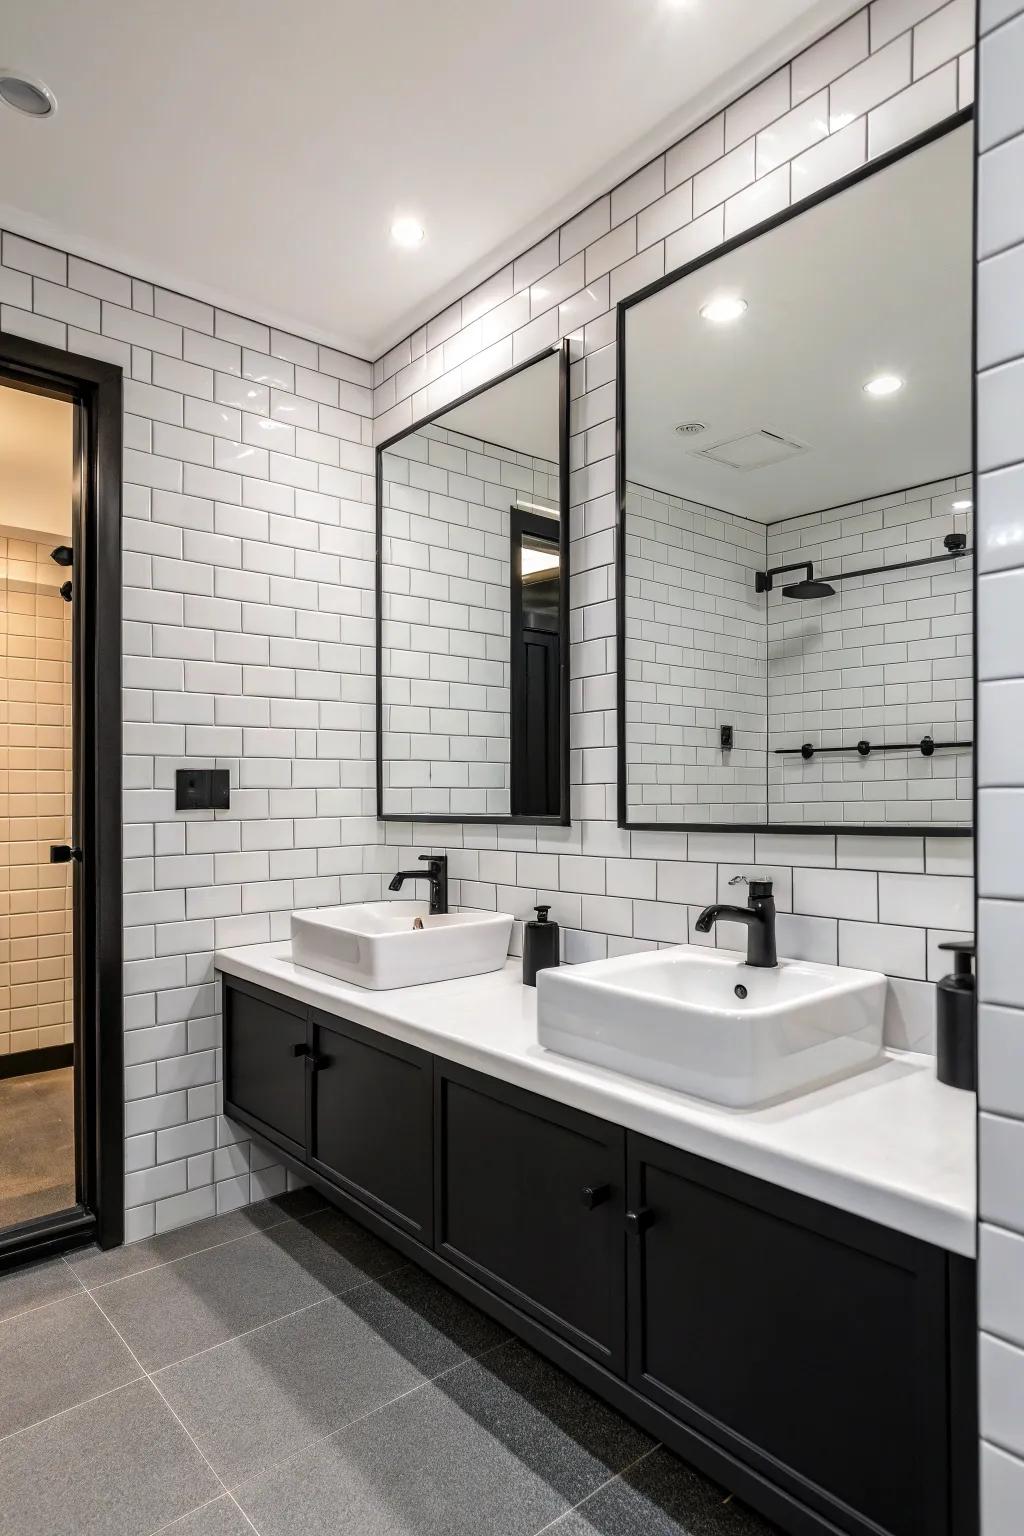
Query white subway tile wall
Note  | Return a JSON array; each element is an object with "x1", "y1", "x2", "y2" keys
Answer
[
  {"x1": 0, "y1": 0, "x2": 978, "y2": 1244},
  {"x1": 1, "y1": 229, "x2": 379, "y2": 1237},
  {"x1": 978, "y1": 2, "x2": 1024, "y2": 1527},
  {"x1": 380, "y1": 424, "x2": 558, "y2": 816},
  {"x1": 767, "y1": 478, "x2": 974, "y2": 824},
  {"x1": 623, "y1": 482, "x2": 767, "y2": 822}
]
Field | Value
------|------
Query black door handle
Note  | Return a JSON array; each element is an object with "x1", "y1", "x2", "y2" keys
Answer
[
  {"x1": 50, "y1": 845, "x2": 82, "y2": 864},
  {"x1": 581, "y1": 1184, "x2": 610, "y2": 1209},
  {"x1": 304, "y1": 1054, "x2": 326, "y2": 1071},
  {"x1": 291, "y1": 1042, "x2": 310, "y2": 1057},
  {"x1": 625, "y1": 1207, "x2": 654, "y2": 1235}
]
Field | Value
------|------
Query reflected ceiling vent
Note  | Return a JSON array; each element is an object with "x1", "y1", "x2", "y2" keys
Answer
[
  {"x1": 689, "y1": 428, "x2": 809, "y2": 471},
  {"x1": 674, "y1": 421, "x2": 705, "y2": 435}
]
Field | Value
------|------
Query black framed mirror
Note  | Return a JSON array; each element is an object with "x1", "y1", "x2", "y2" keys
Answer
[
  {"x1": 376, "y1": 342, "x2": 570, "y2": 824},
  {"x1": 616, "y1": 114, "x2": 974, "y2": 837}
]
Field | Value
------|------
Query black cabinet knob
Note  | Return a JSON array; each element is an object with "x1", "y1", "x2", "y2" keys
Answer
[
  {"x1": 625, "y1": 1207, "x2": 654, "y2": 1235},
  {"x1": 291, "y1": 1042, "x2": 309, "y2": 1058},
  {"x1": 581, "y1": 1184, "x2": 610, "y2": 1209},
  {"x1": 304, "y1": 1054, "x2": 326, "y2": 1071}
]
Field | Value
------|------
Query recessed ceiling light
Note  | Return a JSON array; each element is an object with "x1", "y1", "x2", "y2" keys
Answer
[
  {"x1": 0, "y1": 69, "x2": 56, "y2": 118},
  {"x1": 390, "y1": 217, "x2": 425, "y2": 249},
  {"x1": 952, "y1": 499, "x2": 973, "y2": 510},
  {"x1": 700, "y1": 296, "x2": 747, "y2": 325},
  {"x1": 863, "y1": 373, "x2": 904, "y2": 397},
  {"x1": 675, "y1": 421, "x2": 706, "y2": 435}
]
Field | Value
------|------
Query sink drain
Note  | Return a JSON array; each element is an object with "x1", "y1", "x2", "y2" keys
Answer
[{"x1": 734, "y1": 984, "x2": 748, "y2": 999}]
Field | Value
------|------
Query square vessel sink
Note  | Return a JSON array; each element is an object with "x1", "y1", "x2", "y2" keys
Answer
[
  {"x1": 537, "y1": 945, "x2": 886, "y2": 1106},
  {"x1": 291, "y1": 901, "x2": 513, "y2": 990}
]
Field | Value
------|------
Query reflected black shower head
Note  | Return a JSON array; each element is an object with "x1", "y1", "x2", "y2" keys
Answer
[{"x1": 781, "y1": 577, "x2": 836, "y2": 600}]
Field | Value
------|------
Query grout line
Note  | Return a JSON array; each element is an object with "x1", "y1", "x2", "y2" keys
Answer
[
  {"x1": 0, "y1": 1374, "x2": 145, "y2": 1449},
  {"x1": 222, "y1": 1330, "x2": 518, "y2": 1497},
  {"x1": 81, "y1": 1203, "x2": 317, "y2": 1295},
  {"x1": 82, "y1": 1286, "x2": 266, "y2": 1534},
  {"x1": 528, "y1": 1443, "x2": 663, "y2": 1536}
]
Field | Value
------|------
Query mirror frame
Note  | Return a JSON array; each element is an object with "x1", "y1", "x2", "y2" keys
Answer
[
  {"x1": 614, "y1": 109, "x2": 975, "y2": 838},
  {"x1": 376, "y1": 340, "x2": 572, "y2": 825}
]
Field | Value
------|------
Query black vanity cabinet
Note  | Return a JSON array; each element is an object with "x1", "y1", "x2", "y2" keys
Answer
[
  {"x1": 626, "y1": 1135, "x2": 956, "y2": 1536},
  {"x1": 219, "y1": 975, "x2": 976, "y2": 1536},
  {"x1": 434, "y1": 1063, "x2": 626, "y2": 1371},
  {"x1": 308, "y1": 1008, "x2": 433, "y2": 1243},
  {"x1": 222, "y1": 977, "x2": 309, "y2": 1158}
]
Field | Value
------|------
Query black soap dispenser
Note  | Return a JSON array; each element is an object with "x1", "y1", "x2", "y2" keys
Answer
[
  {"x1": 936, "y1": 940, "x2": 976, "y2": 1091},
  {"x1": 523, "y1": 905, "x2": 559, "y2": 987}
]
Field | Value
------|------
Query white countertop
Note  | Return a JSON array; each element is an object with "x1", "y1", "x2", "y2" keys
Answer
[{"x1": 215, "y1": 946, "x2": 977, "y2": 1258}]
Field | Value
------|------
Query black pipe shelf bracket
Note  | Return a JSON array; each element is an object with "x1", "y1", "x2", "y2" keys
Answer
[{"x1": 775, "y1": 736, "x2": 974, "y2": 760}]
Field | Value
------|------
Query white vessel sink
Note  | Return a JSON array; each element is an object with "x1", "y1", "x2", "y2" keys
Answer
[
  {"x1": 291, "y1": 901, "x2": 513, "y2": 990},
  {"x1": 537, "y1": 945, "x2": 886, "y2": 1107}
]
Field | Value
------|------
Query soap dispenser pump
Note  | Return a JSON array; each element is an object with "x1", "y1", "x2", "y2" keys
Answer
[
  {"x1": 936, "y1": 940, "x2": 975, "y2": 1091},
  {"x1": 523, "y1": 905, "x2": 559, "y2": 987}
]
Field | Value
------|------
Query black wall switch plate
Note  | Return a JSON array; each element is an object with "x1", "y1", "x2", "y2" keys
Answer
[
  {"x1": 175, "y1": 767, "x2": 230, "y2": 811},
  {"x1": 720, "y1": 724, "x2": 734, "y2": 750}
]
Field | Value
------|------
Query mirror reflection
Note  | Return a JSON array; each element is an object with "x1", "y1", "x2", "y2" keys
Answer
[
  {"x1": 378, "y1": 349, "x2": 567, "y2": 821},
  {"x1": 622, "y1": 124, "x2": 973, "y2": 831}
]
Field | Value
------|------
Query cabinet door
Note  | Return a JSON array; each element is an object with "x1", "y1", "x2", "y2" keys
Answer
[
  {"x1": 436, "y1": 1062, "x2": 625, "y2": 1371},
  {"x1": 309, "y1": 1010, "x2": 433, "y2": 1243},
  {"x1": 222, "y1": 978, "x2": 308, "y2": 1157},
  {"x1": 627, "y1": 1134, "x2": 950, "y2": 1536}
]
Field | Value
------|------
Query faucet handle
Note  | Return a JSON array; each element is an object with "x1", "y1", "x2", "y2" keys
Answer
[{"x1": 729, "y1": 873, "x2": 773, "y2": 899}]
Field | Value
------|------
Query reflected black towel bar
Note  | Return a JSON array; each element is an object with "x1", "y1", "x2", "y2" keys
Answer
[{"x1": 775, "y1": 736, "x2": 973, "y2": 760}]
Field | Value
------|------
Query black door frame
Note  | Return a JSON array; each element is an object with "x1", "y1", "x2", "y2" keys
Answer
[
  {"x1": 509, "y1": 506, "x2": 562, "y2": 817},
  {"x1": 0, "y1": 330, "x2": 123, "y2": 1266}
]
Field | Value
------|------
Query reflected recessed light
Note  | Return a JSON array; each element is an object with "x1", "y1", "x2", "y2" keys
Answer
[
  {"x1": 952, "y1": 499, "x2": 973, "y2": 510},
  {"x1": 0, "y1": 69, "x2": 56, "y2": 117},
  {"x1": 675, "y1": 421, "x2": 706, "y2": 435},
  {"x1": 390, "y1": 216, "x2": 425, "y2": 248},
  {"x1": 863, "y1": 373, "x2": 904, "y2": 397},
  {"x1": 700, "y1": 296, "x2": 747, "y2": 324}
]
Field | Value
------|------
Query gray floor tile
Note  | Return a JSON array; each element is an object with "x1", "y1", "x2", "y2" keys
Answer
[
  {"x1": 0, "y1": 1378, "x2": 221, "y2": 1536},
  {"x1": 265, "y1": 1205, "x2": 405, "y2": 1293},
  {"x1": 439, "y1": 1340, "x2": 655, "y2": 1506},
  {"x1": 0, "y1": 1253, "x2": 80, "y2": 1324},
  {"x1": 156, "y1": 1292, "x2": 427, "y2": 1484},
  {"x1": 92, "y1": 1227, "x2": 334, "y2": 1369},
  {"x1": 154, "y1": 1494, "x2": 255, "y2": 1535},
  {"x1": 68, "y1": 1198, "x2": 295, "y2": 1289},
  {"x1": 234, "y1": 1338, "x2": 655, "y2": 1536},
  {"x1": 341, "y1": 1262, "x2": 510, "y2": 1378},
  {"x1": 547, "y1": 1446, "x2": 781, "y2": 1535},
  {"x1": 0, "y1": 1291, "x2": 141, "y2": 1438}
]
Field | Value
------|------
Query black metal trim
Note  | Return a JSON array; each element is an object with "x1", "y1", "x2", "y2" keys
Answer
[
  {"x1": 375, "y1": 342, "x2": 572, "y2": 825},
  {"x1": 0, "y1": 1208, "x2": 97, "y2": 1273},
  {"x1": 0, "y1": 330, "x2": 124, "y2": 1255},
  {"x1": 0, "y1": 1043, "x2": 74, "y2": 1080},
  {"x1": 615, "y1": 106, "x2": 976, "y2": 838},
  {"x1": 509, "y1": 507, "x2": 563, "y2": 817}
]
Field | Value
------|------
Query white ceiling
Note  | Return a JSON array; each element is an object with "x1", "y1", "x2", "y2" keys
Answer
[
  {"x1": 438, "y1": 350, "x2": 560, "y2": 462},
  {"x1": 625, "y1": 124, "x2": 973, "y2": 523},
  {"x1": 0, "y1": 0, "x2": 861, "y2": 359}
]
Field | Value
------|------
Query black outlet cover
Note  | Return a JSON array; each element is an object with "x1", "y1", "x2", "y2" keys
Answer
[{"x1": 175, "y1": 767, "x2": 230, "y2": 811}]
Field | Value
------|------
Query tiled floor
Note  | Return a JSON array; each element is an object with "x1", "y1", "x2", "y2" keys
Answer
[
  {"x1": 0, "y1": 1065, "x2": 76, "y2": 1228},
  {"x1": 0, "y1": 1191, "x2": 780, "y2": 1536}
]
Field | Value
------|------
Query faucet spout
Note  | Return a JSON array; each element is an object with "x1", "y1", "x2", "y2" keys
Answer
[
  {"x1": 386, "y1": 854, "x2": 449, "y2": 915},
  {"x1": 694, "y1": 879, "x2": 777, "y2": 968}
]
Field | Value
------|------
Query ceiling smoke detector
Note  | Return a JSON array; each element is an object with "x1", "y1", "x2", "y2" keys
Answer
[
  {"x1": 674, "y1": 421, "x2": 706, "y2": 435},
  {"x1": 0, "y1": 70, "x2": 57, "y2": 118}
]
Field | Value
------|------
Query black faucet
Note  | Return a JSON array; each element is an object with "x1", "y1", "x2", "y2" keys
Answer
[
  {"x1": 388, "y1": 854, "x2": 448, "y2": 915},
  {"x1": 694, "y1": 876, "x2": 777, "y2": 968}
]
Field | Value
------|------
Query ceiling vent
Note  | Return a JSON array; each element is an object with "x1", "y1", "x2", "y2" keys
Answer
[{"x1": 690, "y1": 428, "x2": 809, "y2": 471}]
